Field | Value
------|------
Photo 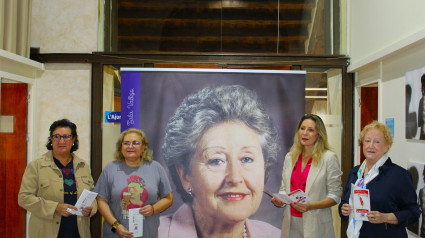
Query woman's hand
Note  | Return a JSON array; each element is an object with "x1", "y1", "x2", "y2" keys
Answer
[
  {"x1": 97, "y1": 197, "x2": 134, "y2": 237},
  {"x1": 82, "y1": 206, "x2": 93, "y2": 217},
  {"x1": 139, "y1": 204, "x2": 154, "y2": 217},
  {"x1": 55, "y1": 203, "x2": 77, "y2": 217},
  {"x1": 367, "y1": 211, "x2": 388, "y2": 224},
  {"x1": 291, "y1": 202, "x2": 310, "y2": 213},
  {"x1": 341, "y1": 204, "x2": 353, "y2": 216},
  {"x1": 271, "y1": 197, "x2": 286, "y2": 207},
  {"x1": 116, "y1": 224, "x2": 134, "y2": 238}
]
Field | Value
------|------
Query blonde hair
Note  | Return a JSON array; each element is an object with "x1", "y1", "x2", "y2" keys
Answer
[
  {"x1": 359, "y1": 121, "x2": 393, "y2": 149},
  {"x1": 289, "y1": 114, "x2": 331, "y2": 166},
  {"x1": 114, "y1": 128, "x2": 153, "y2": 162}
]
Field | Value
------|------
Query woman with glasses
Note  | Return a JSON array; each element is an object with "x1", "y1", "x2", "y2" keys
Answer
[
  {"x1": 271, "y1": 114, "x2": 342, "y2": 238},
  {"x1": 18, "y1": 118, "x2": 97, "y2": 238},
  {"x1": 95, "y1": 128, "x2": 173, "y2": 238}
]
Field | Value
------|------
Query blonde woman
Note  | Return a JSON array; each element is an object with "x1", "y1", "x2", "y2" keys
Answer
[
  {"x1": 272, "y1": 114, "x2": 342, "y2": 238},
  {"x1": 95, "y1": 128, "x2": 173, "y2": 238}
]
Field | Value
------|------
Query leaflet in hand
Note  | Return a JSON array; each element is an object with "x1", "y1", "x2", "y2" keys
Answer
[
  {"x1": 267, "y1": 189, "x2": 311, "y2": 204},
  {"x1": 67, "y1": 189, "x2": 98, "y2": 216},
  {"x1": 129, "y1": 208, "x2": 144, "y2": 237},
  {"x1": 287, "y1": 189, "x2": 311, "y2": 204},
  {"x1": 351, "y1": 184, "x2": 370, "y2": 221}
]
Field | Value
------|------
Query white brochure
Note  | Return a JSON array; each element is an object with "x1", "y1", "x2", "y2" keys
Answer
[
  {"x1": 265, "y1": 189, "x2": 311, "y2": 204},
  {"x1": 287, "y1": 189, "x2": 311, "y2": 204},
  {"x1": 67, "y1": 189, "x2": 98, "y2": 216},
  {"x1": 129, "y1": 208, "x2": 144, "y2": 237},
  {"x1": 351, "y1": 184, "x2": 370, "y2": 221},
  {"x1": 271, "y1": 192, "x2": 293, "y2": 204}
]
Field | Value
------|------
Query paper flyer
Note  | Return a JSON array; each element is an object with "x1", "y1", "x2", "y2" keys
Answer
[
  {"x1": 67, "y1": 189, "x2": 98, "y2": 216},
  {"x1": 271, "y1": 192, "x2": 293, "y2": 204},
  {"x1": 264, "y1": 189, "x2": 311, "y2": 204},
  {"x1": 288, "y1": 189, "x2": 311, "y2": 204},
  {"x1": 352, "y1": 184, "x2": 370, "y2": 221},
  {"x1": 129, "y1": 208, "x2": 144, "y2": 237}
]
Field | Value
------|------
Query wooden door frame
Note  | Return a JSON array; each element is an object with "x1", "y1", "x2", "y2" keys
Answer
[{"x1": 0, "y1": 83, "x2": 28, "y2": 238}]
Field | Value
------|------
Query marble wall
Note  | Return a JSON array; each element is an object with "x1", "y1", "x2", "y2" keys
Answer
[
  {"x1": 33, "y1": 64, "x2": 92, "y2": 162},
  {"x1": 29, "y1": 0, "x2": 98, "y2": 163},
  {"x1": 31, "y1": 0, "x2": 98, "y2": 53}
]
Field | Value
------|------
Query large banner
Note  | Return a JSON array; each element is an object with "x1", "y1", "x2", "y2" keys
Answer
[{"x1": 121, "y1": 68, "x2": 306, "y2": 235}]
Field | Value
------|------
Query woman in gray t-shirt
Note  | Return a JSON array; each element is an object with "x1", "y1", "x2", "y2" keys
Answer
[{"x1": 95, "y1": 128, "x2": 173, "y2": 238}]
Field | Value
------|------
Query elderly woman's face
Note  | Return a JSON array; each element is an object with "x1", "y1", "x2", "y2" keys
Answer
[
  {"x1": 121, "y1": 133, "x2": 145, "y2": 162},
  {"x1": 182, "y1": 121, "x2": 265, "y2": 222},
  {"x1": 51, "y1": 127, "x2": 75, "y2": 155},
  {"x1": 362, "y1": 128, "x2": 389, "y2": 163}
]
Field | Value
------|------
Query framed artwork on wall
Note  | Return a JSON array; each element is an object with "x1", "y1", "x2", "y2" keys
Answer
[
  {"x1": 406, "y1": 67, "x2": 425, "y2": 140},
  {"x1": 407, "y1": 161, "x2": 425, "y2": 237}
]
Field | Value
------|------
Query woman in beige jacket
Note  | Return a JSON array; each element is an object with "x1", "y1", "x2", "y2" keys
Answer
[
  {"x1": 272, "y1": 114, "x2": 342, "y2": 238},
  {"x1": 18, "y1": 119, "x2": 97, "y2": 238}
]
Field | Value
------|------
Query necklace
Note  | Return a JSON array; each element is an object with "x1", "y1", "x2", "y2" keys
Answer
[{"x1": 243, "y1": 223, "x2": 247, "y2": 238}]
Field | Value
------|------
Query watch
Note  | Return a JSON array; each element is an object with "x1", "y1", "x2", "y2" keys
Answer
[{"x1": 111, "y1": 220, "x2": 121, "y2": 233}]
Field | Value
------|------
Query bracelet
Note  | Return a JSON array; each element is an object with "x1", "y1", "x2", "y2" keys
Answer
[
  {"x1": 151, "y1": 204, "x2": 155, "y2": 214},
  {"x1": 111, "y1": 220, "x2": 121, "y2": 233},
  {"x1": 112, "y1": 220, "x2": 121, "y2": 227}
]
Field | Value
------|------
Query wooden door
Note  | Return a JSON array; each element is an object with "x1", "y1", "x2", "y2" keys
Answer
[
  {"x1": 0, "y1": 83, "x2": 27, "y2": 237},
  {"x1": 360, "y1": 86, "x2": 378, "y2": 163}
]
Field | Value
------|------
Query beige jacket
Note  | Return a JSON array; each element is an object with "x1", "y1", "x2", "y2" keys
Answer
[
  {"x1": 18, "y1": 151, "x2": 97, "y2": 238},
  {"x1": 279, "y1": 150, "x2": 342, "y2": 238}
]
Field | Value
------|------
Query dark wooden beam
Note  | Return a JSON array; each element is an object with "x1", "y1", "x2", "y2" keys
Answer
[
  {"x1": 30, "y1": 52, "x2": 349, "y2": 68},
  {"x1": 340, "y1": 71, "x2": 355, "y2": 238},
  {"x1": 90, "y1": 62, "x2": 103, "y2": 238}
]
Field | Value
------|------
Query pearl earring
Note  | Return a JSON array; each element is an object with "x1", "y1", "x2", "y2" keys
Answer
[{"x1": 187, "y1": 188, "x2": 193, "y2": 197}]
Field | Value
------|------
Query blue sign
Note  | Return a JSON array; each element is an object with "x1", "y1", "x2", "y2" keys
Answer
[
  {"x1": 105, "y1": 111, "x2": 121, "y2": 123},
  {"x1": 385, "y1": 118, "x2": 394, "y2": 136}
]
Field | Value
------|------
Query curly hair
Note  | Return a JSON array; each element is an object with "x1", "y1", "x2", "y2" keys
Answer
[
  {"x1": 288, "y1": 114, "x2": 331, "y2": 166},
  {"x1": 162, "y1": 85, "x2": 279, "y2": 202},
  {"x1": 359, "y1": 121, "x2": 393, "y2": 150},
  {"x1": 114, "y1": 128, "x2": 153, "y2": 162},
  {"x1": 45, "y1": 118, "x2": 79, "y2": 153}
]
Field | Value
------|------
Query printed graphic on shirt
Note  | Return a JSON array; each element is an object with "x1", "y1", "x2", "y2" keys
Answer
[
  {"x1": 121, "y1": 175, "x2": 148, "y2": 219},
  {"x1": 61, "y1": 167, "x2": 77, "y2": 195}
]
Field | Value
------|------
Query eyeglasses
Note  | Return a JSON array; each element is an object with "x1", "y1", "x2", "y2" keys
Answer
[
  {"x1": 122, "y1": 141, "x2": 142, "y2": 146},
  {"x1": 52, "y1": 134, "x2": 73, "y2": 141}
]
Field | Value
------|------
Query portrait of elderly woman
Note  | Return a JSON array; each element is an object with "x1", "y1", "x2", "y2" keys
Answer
[{"x1": 158, "y1": 85, "x2": 281, "y2": 238}]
